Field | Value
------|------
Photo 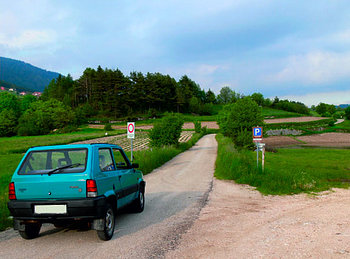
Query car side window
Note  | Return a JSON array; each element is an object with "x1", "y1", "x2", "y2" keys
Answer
[
  {"x1": 98, "y1": 148, "x2": 115, "y2": 172},
  {"x1": 112, "y1": 148, "x2": 129, "y2": 169}
]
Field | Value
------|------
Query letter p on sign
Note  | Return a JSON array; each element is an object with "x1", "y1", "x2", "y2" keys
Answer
[{"x1": 253, "y1": 127, "x2": 263, "y2": 141}]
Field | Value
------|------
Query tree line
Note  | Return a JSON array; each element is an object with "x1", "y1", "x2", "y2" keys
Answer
[{"x1": 42, "y1": 67, "x2": 217, "y2": 118}]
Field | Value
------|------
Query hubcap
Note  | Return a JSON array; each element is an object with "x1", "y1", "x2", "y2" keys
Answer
[
  {"x1": 140, "y1": 192, "x2": 144, "y2": 208},
  {"x1": 105, "y1": 209, "x2": 114, "y2": 234}
]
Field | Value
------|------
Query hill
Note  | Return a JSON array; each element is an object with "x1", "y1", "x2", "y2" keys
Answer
[
  {"x1": 0, "y1": 57, "x2": 60, "y2": 92},
  {"x1": 338, "y1": 104, "x2": 350, "y2": 109}
]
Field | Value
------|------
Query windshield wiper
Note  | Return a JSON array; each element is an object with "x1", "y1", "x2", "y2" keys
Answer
[{"x1": 47, "y1": 163, "x2": 82, "y2": 176}]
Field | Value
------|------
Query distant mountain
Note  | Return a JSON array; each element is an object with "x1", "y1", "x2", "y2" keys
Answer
[
  {"x1": 0, "y1": 57, "x2": 60, "y2": 92},
  {"x1": 338, "y1": 104, "x2": 350, "y2": 109}
]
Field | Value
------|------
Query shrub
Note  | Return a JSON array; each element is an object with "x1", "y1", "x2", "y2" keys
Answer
[
  {"x1": 17, "y1": 99, "x2": 75, "y2": 136},
  {"x1": 104, "y1": 123, "x2": 112, "y2": 131},
  {"x1": 149, "y1": 113, "x2": 184, "y2": 147},
  {"x1": 345, "y1": 106, "x2": 350, "y2": 120},
  {"x1": 0, "y1": 109, "x2": 18, "y2": 137},
  {"x1": 200, "y1": 126, "x2": 207, "y2": 135},
  {"x1": 194, "y1": 121, "x2": 201, "y2": 133},
  {"x1": 218, "y1": 97, "x2": 264, "y2": 148}
]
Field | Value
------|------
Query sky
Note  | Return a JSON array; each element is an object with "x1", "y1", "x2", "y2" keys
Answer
[{"x1": 1, "y1": 0, "x2": 350, "y2": 106}]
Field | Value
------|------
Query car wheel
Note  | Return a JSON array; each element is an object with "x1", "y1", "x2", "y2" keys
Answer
[
  {"x1": 132, "y1": 190, "x2": 145, "y2": 213},
  {"x1": 19, "y1": 222, "x2": 42, "y2": 239},
  {"x1": 97, "y1": 203, "x2": 115, "y2": 241}
]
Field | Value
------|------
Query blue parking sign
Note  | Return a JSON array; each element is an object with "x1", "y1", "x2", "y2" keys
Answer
[{"x1": 253, "y1": 127, "x2": 263, "y2": 141}]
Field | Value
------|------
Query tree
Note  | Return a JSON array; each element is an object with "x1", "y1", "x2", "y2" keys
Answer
[
  {"x1": 18, "y1": 99, "x2": 75, "y2": 136},
  {"x1": 20, "y1": 94, "x2": 37, "y2": 112},
  {"x1": 217, "y1": 86, "x2": 234, "y2": 104},
  {"x1": 251, "y1": 93, "x2": 264, "y2": 106},
  {"x1": 218, "y1": 97, "x2": 264, "y2": 148},
  {"x1": 149, "y1": 113, "x2": 184, "y2": 147},
  {"x1": 0, "y1": 109, "x2": 17, "y2": 136},
  {"x1": 345, "y1": 106, "x2": 350, "y2": 120},
  {"x1": 205, "y1": 89, "x2": 216, "y2": 104},
  {"x1": 0, "y1": 91, "x2": 20, "y2": 116}
]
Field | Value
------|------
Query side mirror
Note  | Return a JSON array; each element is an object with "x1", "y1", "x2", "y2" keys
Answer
[{"x1": 131, "y1": 163, "x2": 139, "y2": 169}]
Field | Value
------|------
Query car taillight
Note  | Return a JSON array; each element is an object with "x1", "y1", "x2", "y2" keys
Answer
[
  {"x1": 86, "y1": 179, "x2": 97, "y2": 198},
  {"x1": 9, "y1": 182, "x2": 16, "y2": 200}
]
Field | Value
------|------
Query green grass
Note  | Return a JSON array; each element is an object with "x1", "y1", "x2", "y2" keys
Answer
[
  {"x1": 333, "y1": 119, "x2": 350, "y2": 132},
  {"x1": 0, "y1": 127, "x2": 124, "y2": 155},
  {"x1": 215, "y1": 134, "x2": 350, "y2": 195},
  {"x1": 262, "y1": 107, "x2": 304, "y2": 118}
]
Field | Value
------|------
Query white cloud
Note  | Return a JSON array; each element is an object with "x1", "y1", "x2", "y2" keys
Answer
[
  {"x1": 279, "y1": 90, "x2": 350, "y2": 106},
  {"x1": 265, "y1": 51, "x2": 350, "y2": 85},
  {"x1": 0, "y1": 30, "x2": 57, "y2": 49}
]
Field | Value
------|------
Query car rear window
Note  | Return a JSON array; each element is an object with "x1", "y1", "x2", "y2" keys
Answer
[{"x1": 18, "y1": 148, "x2": 88, "y2": 175}]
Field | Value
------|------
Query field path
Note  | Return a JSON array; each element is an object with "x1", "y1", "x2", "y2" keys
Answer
[
  {"x1": 0, "y1": 134, "x2": 217, "y2": 259},
  {"x1": 166, "y1": 179, "x2": 350, "y2": 258}
]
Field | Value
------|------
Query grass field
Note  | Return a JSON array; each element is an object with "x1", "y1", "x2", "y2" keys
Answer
[
  {"x1": 0, "y1": 128, "x2": 124, "y2": 155},
  {"x1": 262, "y1": 107, "x2": 304, "y2": 118},
  {"x1": 215, "y1": 134, "x2": 350, "y2": 195}
]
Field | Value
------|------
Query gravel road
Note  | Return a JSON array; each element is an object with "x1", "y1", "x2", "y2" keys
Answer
[
  {"x1": 166, "y1": 179, "x2": 350, "y2": 259},
  {"x1": 0, "y1": 134, "x2": 217, "y2": 259}
]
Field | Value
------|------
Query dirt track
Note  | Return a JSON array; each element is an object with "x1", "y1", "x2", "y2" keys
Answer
[{"x1": 166, "y1": 179, "x2": 350, "y2": 258}]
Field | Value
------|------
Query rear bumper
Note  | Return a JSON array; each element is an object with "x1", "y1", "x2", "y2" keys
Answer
[{"x1": 7, "y1": 196, "x2": 107, "y2": 222}]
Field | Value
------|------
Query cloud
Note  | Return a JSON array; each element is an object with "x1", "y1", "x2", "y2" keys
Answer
[
  {"x1": 0, "y1": 29, "x2": 57, "y2": 49},
  {"x1": 265, "y1": 51, "x2": 350, "y2": 85},
  {"x1": 279, "y1": 90, "x2": 350, "y2": 106}
]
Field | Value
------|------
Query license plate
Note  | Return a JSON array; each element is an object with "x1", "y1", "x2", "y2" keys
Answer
[{"x1": 34, "y1": 205, "x2": 67, "y2": 214}]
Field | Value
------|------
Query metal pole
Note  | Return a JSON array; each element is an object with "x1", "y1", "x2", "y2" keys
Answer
[
  {"x1": 256, "y1": 143, "x2": 259, "y2": 169},
  {"x1": 262, "y1": 147, "x2": 265, "y2": 171},
  {"x1": 131, "y1": 138, "x2": 133, "y2": 162}
]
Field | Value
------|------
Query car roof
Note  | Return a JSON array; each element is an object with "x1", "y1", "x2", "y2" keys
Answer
[{"x1": 27, "y1": 143, "x2": 122, "y2": 151}]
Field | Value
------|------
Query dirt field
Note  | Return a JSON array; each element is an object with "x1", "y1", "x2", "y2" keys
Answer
[
  {"x1": 265, "y1": 133, "x2": 350, "y2": 148},
  {"x1": 89, "y1": 117, "x2": 327, "y2": 131},
  {"x1": 264, "y1": 116, "x2": 327, "y2": 124},
  {"x1": 166, "y1": 179, "x2": 350, "y2": 258}
]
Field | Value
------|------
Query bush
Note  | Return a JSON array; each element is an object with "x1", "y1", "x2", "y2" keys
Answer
[
  {"x1": 104, "y1": 123, "x2": 112, "y2": 131},
  {"x1": 17, "y1": 99, "x2": 75, "y2": 136},
  {"x1": 149, "y1": 113, "x2": 184, "y2": 147},
  {"x1": 345, "y1": 107, "x2": 350, "y2": 120},
  {"x1": 218, "y1": 97, "x2": 264, "y2": 148},
  {"x1": 0, "y1": 109, "x2": 18, "y2": 137},
  {"x1": 194, "y1": 121, "x2": 201, "y2": 133},
  {"x1": 200, "y1": 126, "x2": 207, "y2": 135}
]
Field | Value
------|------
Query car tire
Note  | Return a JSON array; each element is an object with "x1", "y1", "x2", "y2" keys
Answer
[
  {"x1": 97, "y1": 203, "x2": 115, "y2": 241},
  {"x1": 19, "y1": 222, "x2": 42, "y2": 239},
  {"x1": 132, "y1": 190, "x2": 145, "y2": 213}
]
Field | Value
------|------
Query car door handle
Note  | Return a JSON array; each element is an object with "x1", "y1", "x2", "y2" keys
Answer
[{"x1": 119, "y1": 175, "x2": 122, "y2": 179}]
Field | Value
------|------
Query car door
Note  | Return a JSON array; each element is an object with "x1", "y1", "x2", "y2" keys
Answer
[
  {"x1": 95, "y1": 148, "x2": 122, "y2": 206},
  {"x1": 112, "y1": 148, "x2": 138, "y2": 206}
]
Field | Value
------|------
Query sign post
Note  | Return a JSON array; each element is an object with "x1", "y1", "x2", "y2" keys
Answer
[
  {"x1": 253, "y1": 127, "x2": 264, "y2": 170},
  {"x1": 127, "y1": 122, "x2": 135, "y2": 162}
]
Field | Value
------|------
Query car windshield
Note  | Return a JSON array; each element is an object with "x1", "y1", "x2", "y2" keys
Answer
[{"x1": 18, "y1": 148, "x2": 87, "y2": 175}]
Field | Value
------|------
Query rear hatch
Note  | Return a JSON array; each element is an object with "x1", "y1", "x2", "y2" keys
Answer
[
  {"x1": 13, "y1": 147, "x2": 90, "y2": 200},
  {"x1": 13, "y1": 173, "x2": 88, "y2": 200}
]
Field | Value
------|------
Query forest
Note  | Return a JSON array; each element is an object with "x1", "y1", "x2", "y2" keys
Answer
[{"x1": 41, "y1": 66, "x2": 217, "y2": 118}]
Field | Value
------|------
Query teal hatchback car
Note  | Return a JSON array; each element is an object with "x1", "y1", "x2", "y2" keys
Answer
[{"x1": 7, "y1": 143, "x2": 145, "y2": 241}]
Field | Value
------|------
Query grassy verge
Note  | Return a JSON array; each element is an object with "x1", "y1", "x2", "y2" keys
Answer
[
  {"x1": 0, "y1": 131, "x2": 205, "y2": 231},
  {"x1": 215, "y1": 134, "x2": 350, "y2": 195}
]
